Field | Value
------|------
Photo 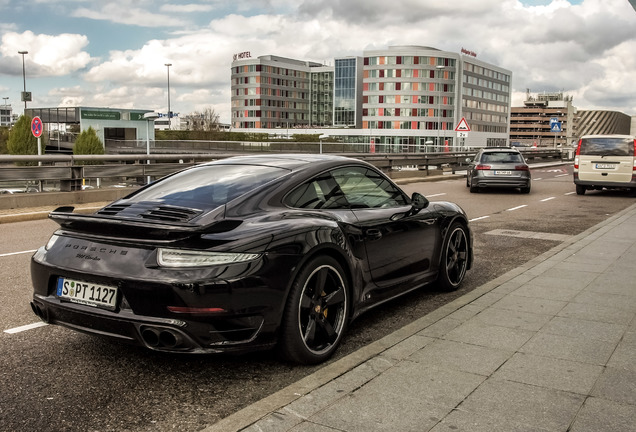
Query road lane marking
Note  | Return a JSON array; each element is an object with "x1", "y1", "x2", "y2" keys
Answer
[
  {"x1": 565, "y1": 192, "x2": 576, "y2": 195},
  {"x1": 4, "y1": 322, "x2": 48, "y2": 334},
  {"x1": 0, "y1": 249, "x2": 37, "y2": 258},
  {"x1": 555, "y1": 174, "x2": 570, "y2": 177},
  {"x1": 425, "y1": 193, "x2": 447, "y2": 198},
  {"x1": 506, "y1": 205, "x2": 528, "y2": 211},
  {"x1": 534, "y1": 178, "x2": 542, "y2": 181},
  {"x1": 486, "y1": 229, "x2": 571, "y2": 242},
  {"x1": 469, "y1": 216, "x2": 490, "y2": 222},
  {"x1": 540, "y1": 197, "x2": 556, "y2": 202}
]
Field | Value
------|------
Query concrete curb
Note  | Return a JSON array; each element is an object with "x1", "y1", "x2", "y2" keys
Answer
[{"x1": 202, "y1": 200, "x2": 636, "y2": 432}]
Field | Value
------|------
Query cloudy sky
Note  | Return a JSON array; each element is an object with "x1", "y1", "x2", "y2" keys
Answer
[{"x1": 0, "y1": 0, "x2": 635, "y2": 123}]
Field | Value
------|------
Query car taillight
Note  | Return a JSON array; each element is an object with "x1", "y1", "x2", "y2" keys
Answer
[
  {"x1": 515, "y1": 165, "x2": 529, "y2": 171},
  {"x1": 476, "y1": 164, "x2": 491, "y2": 170},
  {"x1": 574, "y1": 139, "x2": 582, "y2": 169}
]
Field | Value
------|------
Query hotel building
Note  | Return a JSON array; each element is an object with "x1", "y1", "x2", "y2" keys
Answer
[{"x1": 231, "y1": 46, "x2": 512, "y2": 149}]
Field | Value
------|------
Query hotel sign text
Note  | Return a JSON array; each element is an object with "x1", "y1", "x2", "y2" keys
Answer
[{"x1": 233, "y1": 51, "x2": 252, "y2": 61}]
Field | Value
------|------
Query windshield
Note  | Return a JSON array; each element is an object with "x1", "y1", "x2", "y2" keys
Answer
[
  {"x1": 580, "y1": 137, "x2": 634, "y2": 156},
  {"x1": 126, "y1": 164, "x2": 289, "y2": 210}
]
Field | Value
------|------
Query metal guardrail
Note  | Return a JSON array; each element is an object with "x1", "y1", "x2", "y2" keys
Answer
[{"x1": 0, "y1": 149, "x2": 566, "y2": 191}]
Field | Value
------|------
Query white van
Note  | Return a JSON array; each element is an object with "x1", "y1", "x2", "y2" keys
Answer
[{"x1": 573, "y1": 135, "x2": 636, "y2": 195}]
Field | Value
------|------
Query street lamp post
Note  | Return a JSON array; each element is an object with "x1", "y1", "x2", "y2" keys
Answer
[
  {"x1": 18, "y1": 51, "x2": 28, "y2": 111},
  {"x1": 436, "y1": 65, "x2": 445, "y2": 151},
  {"x1": 319, "y1": 134, "x2": 329, "y2": 154},
  {"x1": 165, "y1": 63, "x2": 172, "y2": 130}
]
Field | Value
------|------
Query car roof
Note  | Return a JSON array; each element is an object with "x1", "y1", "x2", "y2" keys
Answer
[
  {"x1": 201, "y1": 154, "x2": 365, "y2": 171},
  {"x1": 479, "y1": 147, "x2": 521, "y2": 152},
  {"x1": 580, "y1": 135, "x2": 635, "y2": 140}
]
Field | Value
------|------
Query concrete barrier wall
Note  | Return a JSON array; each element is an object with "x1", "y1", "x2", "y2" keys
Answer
[{"x1": 0, "y1": 188, "x2": 135, "y2": 210}]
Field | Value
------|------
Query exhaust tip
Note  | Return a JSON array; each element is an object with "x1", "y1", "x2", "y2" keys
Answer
[{"x1": 30, "y1": 302, "x2": 49, "y2": 322}]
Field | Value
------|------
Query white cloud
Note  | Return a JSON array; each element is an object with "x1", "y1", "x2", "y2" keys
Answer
[
  {"x1": 10, "y1": 0, "x2": 634, "y2": 120},
  {"x1": 0, "y1": 31, "x2": 93, "y2": 77},
  {"x1": 160, "y1": 3, "x2": 215, "y2": 13},
  {"x1": 72, "y1": 4, "x2": 189, "y2": 27}
]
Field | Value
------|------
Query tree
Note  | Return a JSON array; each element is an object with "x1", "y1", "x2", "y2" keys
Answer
[
  {"x1": 184, "y1": 107, "x2": 220, "y2": 131},
  {"x1": 7, "y1": 115, "x2": 41, "y2": 156},
  {"x1": 0, "y1": 126, "x2": 9, "y2": 154},
  {"x1": 73, "y1": 126, "x2": 104, "y2": 165}
]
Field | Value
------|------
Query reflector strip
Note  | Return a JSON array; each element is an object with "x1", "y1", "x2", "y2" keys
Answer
[{"x1": 167, "y1": 306, "x2": 226, "y2": 314}]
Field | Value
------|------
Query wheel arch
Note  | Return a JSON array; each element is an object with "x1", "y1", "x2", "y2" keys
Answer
[
  {"x1": 279, "y1": 243, "x2": 357, "y2": 321},
  {"x1": 437, "y1": 214, "x2": 473, "y2": 271}
]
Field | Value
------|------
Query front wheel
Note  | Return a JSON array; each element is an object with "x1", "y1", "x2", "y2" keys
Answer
[
  {"x1": 437, "y1": 223, "x2": 469, "y2": 291},
  {"x1": 278, "y1": 256, "x2": 349, "y2": 364}
]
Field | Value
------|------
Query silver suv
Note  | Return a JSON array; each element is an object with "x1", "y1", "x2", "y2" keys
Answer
[{"x1": 466, "y1": 147, "x2": 531, "y2": 194}]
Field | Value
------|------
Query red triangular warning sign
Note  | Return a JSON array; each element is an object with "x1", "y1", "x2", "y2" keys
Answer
[{"x1": 454, "y1": 118, "x2": 471, "y2": 132}]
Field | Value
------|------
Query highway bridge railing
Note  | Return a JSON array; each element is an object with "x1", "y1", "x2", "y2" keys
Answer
[{"x1": 0, "y1": 148, "x2": 567, "y2": 193}]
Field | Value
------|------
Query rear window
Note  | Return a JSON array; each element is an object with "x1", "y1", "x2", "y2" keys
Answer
[
  {"x1": 125, "y1": 164, "x2": 289, "y2": 210},
  {"x1": 579, "y1": 137, "x2": 634, "y2": 156},
  {"x1": 481, "y1": 152, "x2": 524, "y2": 164}
]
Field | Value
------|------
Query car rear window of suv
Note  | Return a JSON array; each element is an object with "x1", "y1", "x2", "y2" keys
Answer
[
  {"x1": 580, "y1": 137, "x2": 634, "y2": 156},
  {"x1": 481, "y1": 152, "x2": 523, "y2": 164}
]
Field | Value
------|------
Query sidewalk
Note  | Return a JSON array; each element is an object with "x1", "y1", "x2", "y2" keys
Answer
[{"x1": 205, "y1": 202, "x2": 636, "y2": 432}]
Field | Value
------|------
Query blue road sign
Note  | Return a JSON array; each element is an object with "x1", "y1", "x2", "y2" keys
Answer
[
  {"x1": 550, "y1": 117, "x2": 559, "y2": 125},
  {"x1": 551, "y1": 121, "x2": 562, "y2": 133}
]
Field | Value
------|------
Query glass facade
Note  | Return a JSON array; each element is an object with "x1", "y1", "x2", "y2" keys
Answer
[{"x1": 334, "y1": 58, "x2": 358, "y2": 127}]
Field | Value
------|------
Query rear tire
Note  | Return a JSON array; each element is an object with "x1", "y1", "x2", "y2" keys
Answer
[
  {"x1": 576, "y1": 185, "x2": 586, "y2": 195},
  {"x1": 437, "y1": 222, "x2": 469, "y2": 291},
  {"x1": 278, "y1": 256, "x2": 349, "y2": 365},
  {"x1": 520, "y1": 184, "x2": 531, "y2": 194}
]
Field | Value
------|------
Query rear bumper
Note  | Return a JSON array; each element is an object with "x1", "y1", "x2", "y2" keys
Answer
[
  {"x1": 472, "y1": 178, "x2": 531, "y2": 188},
  {"x1": 31, "y1": 294, "x2": 275, "y2": 354},
  {"x1": 573, "y1": 173, "x2": 636, "y2": 189}
]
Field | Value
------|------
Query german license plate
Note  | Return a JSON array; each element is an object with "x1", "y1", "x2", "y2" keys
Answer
[
  {"x1": 56, "y1": 278, "x2": 118, "y2": 310},
  {"x1": 595, "y1": 163, "x2": 615, "y2": 169},
  {"x1": 495, "y1": 170, "x2": 512, "y2": 175}
]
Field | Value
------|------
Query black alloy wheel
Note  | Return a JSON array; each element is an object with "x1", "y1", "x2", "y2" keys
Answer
[
  {"x1": 279, "y1": 256, "x2": 349, "y2": 364},
  {"x1": 438, "y1": 222, "x2": 469, "y2": 291}
]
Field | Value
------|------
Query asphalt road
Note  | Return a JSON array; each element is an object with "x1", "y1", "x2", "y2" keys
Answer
[{"x1": 1, "y1": 164, "x2": 634, "y2": 432}]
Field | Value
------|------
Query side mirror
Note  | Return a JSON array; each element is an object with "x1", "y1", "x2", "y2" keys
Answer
[
  {"x1": 411, "y1": 192, "x2": 429, "y2": 211},
  {"x1": 465, "y1": 157, "x2": 473, "y2": 163}
]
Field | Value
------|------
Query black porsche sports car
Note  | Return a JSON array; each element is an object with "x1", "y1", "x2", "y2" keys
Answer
[{"x1": 31, "y1": 154, "x2": 472, "y2": 364}]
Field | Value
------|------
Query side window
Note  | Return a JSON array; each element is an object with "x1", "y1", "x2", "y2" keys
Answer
[
  {"x1": 285, "y1": 180, "x2": 325, "y2": 209},
  {"x1": 284, "y1": 174, "x2": 349, "y2": 209},
  {"x1": 331, "y1": 166, "x2": 407, "y2": 209}
]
